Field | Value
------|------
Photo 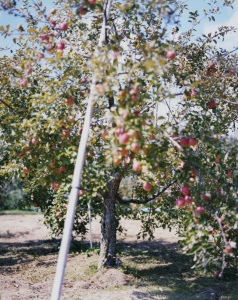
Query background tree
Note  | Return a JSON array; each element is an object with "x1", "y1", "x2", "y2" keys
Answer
[{"x1": 0, "y1": 0, "x2": 238, "y2": 275}]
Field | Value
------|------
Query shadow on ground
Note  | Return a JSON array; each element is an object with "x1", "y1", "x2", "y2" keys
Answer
[{"x1": 0, "y1": 237, "x2": 238, "y2": 299}]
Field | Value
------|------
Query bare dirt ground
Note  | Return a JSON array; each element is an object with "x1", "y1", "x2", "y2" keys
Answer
[{"x1": 0, "y1": 214, "x2": 235, "y2": 300}]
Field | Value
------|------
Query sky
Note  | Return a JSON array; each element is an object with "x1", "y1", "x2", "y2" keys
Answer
[{"x1": 0, "y1": 1, "x2": 237, "y2": 53}]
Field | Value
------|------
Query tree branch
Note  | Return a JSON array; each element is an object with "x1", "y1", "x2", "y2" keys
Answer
[{"x1": 116, "y1": 181, "x2": 175, "y2": 205}]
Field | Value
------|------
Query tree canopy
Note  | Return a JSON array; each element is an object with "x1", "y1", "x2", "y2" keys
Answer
[{"x1": 0, "y1": 0, "x2": 238, "y2": 275}]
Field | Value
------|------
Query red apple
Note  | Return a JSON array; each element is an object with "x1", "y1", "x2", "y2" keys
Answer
[
  {"x1": 180, "y1": 137, "x2": 189, "y2": 147},
  {"x1": 20, "y1": 78, "x2": 28, "y2": 87},
  {"x1": 31, "y1": 137, "x2": 38, "y2": 145},
  {"x1": 81, "y1": 77, "x2": 87, "y2": 83},
  {"x1": 166, "y1": 50, "x2": 176, "y2": 60},
  {"x1": 203, "y1": 193, "x2": 211, "y2": 202},
  {"x1": 120, "y1": 148, "x2": 128, "y2": 156},
  {"x1": 189, "y1": 138, "x2": 197, "y2": 146},
  {"x1": 214, "y1": 271, "x2": 220, "y2": 278},
  {"x1": 56, "y1": 211, "x2": 62, "y2": 217},
  {"x1": 52, "y1": 182, "x2": 60, "y2": 190},
  {"x1": 49, "y1": 161, "x2": 56, "y2": 168},
  {"x1": 59, "y1": 22, "x2": 68, "y2": 31},
  {"x1": 118, "y1": 133, "x2": 130, "y2": 144},
  {"x1": 207, "y1": 100, "x2": 216, "y2": 109},
  {"x1": 224, "y1": 244, "x2": 233, "y2": 254},
  {"x1": 176, "y1": 197, "x2": 185, "y2": 207},
  {"x1": 50, "y1": 20, "x2": 56, "y2": 27},
  {"x1": 124, "y1": 156, "x2": 131, "y2": 164},
  {"x1": 57, "y1": 42, "x2": 65, "y2": 51},
  {"x1": 45, "y1": 44, "x2": 54, "y2": 52},
  {"x1": 227, "y1": 171, "x2": 233, "y2": 178},
  {"x1": 215, "y1": 158, "x2": 221, "y2": 164},
  {"x1": 62, "y1": 129, "x2": 70, "y2": 137},
  {"x1": 23, "y1": 167, "x2": 29, "y2": 174},
  {"x1": 88, "y1": 0, "x2": 96, "y2": 4},
  {"x1": 57, "y1": 167, "x2": 67, "y2": 174},
  {"x1": 78, "y1": 190, "x2": 85, "y2": 196},
  {"x1": 184, "y1": 196, "x2": 192, "y2": 204},
  {"x1": 65, "y1": 96, "x2": 74, "y2": 106},
  {"x1": 101, "y1": 132, "x2": 108, "y2": 140},
  {"x1": 194, "y1": 206, "x2": 205, "y2": 214},
  {"x1": 181, "y1": 185, "x2": 190, "y2": 196},
  {"x1": 130, "y1": 142, "x2": 140, "y2": 153},
  {"x1": 132, "y1": 160, "x2": 141, "y2": 172},
  {"x1": 77, "y1": 6, "x2": 88, "y2": 15},
  {"x1": 143, "y1": 182, "x2": 152, "y2": 192},
  {"x1": 26, "y1": 67, "x2": 33, "y2": 75},
  {"x1": 40, "y1": 34, "x2": 49, "y2": 42},
  {"x1": 191, "y1": 168, "x2": 197, "y2": 176}
]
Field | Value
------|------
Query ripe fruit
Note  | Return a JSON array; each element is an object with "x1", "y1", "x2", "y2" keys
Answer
[
  {"x1": 180, "y1": 137, "x2": 189, "y2": 147},
  {"x1": 49, "y1": 161, "x2": 56, "y2": 168},
  {"x1": 26, "y1": 67, "x2": 33, "y2": 75},
  {"x1": 57, "y1": 42, "x2": 65, "y2": 51},
  {"x1": 194, "y1": 206, "x2": 205, "y2": 214},
  {"x1": 118, "y1": 133, "x2": 130, "y2": 144},
  {"x1": 77, "y1": 6, "x2": 88, "y2": 15},
  {"x1": 215, "y1": 157, "x2": 221, "y2": 164},
  {"x1": 224, "y1": 244, "x2": 233, "y2": 254},
  {"x1": 181, "y1": 185, "x2": 190, "y2": 196},
  {"x1": 23, "y1": 167, "x2": 29, "y2": 174},
  {"x1": 207, "y1": 100, "x2": 216, "y2": 109},
  {"x1": 184, "y1": 196, "x2": 192, "y2": 204},
  {"x1": 176, "y1": 197, "x2": 185, "y2": 207},
  {"x1": 78, "y1": 190, "x2": 85, "y2": 196},
  {"x1": 20, "y1": 78, "x2": 28, "y2": 87},
  {"x1": 40, "y1": 34, "x2": 49, "y2": 42},
  {"x1": 166, "y1": 50, "x2": 176, "y2": 60},
  {"x1": 132, "y1": 160, "x2": 141, "y2": 172},
  {"x1": 50, "y1": 20, "x2": 56, "y2": 27},
  {"x1": 101, "y1": 132, "x2": 108, "y2": 140},
  {"x1": 191, "y1": 168, "x2": 197, "y2": 176},
  {"x1": 62, "y1": 129, "x2": 70, "y2": 137},
  {"x1": 203, "y1": 193, "x2": 211, "y2": 202},
  {"x1": 214, "y1": 271, "x2": 220, "y2": 278},
  {"x1": 59, "y1": 22, "x2": 68, "y2": 31},
  {"x1": 31, "y1": 137, "x2": 38, "y2": 145},
  {"x1": 188, "y1": 138, "x2": 197, "y2": 146},
  {"x1": 227, "y1": 171, "x2": 233, "y2": 178},
  {"x1": 56, "y1": 211, "x2": 62, "y2": 217},
  {"x1": 88, "y1": 0, "x2": 96, "y2": 4},
  {"x1": 65, "y1": 96, "x2": 74, "y2": 106},
  {"x1": 57, "y1": 167, "x2": 67, "y2": 174},
  {"x1": 130, "y1": 142, "x2": 140, "y2": 153},
  {"x1": 143, "y1": 182, "x2": 152, "y2": 192},
  {"x1": 52, "y1": 182, "x2": 60, "y2": 190}
]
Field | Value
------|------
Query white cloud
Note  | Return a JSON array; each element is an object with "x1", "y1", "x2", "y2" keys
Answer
[{"x1": 203, "y1": 8, "x2": 238, "y2": 51}]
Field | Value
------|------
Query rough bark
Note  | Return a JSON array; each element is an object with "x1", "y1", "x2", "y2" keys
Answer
[{"x1": 98, "y1": 173, "x2": 122, "y2": 269}]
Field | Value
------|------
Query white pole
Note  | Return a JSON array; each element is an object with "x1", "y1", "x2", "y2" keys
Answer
[
  {"x1": 50, "y1": 1, "x2": 113, "y2": 299},
  {"x1": 88, "y1": 201, "x2": 93, "y2": 248},
  {"x1": 51, "y1": 94, "x2": 94, "y2": 300}
]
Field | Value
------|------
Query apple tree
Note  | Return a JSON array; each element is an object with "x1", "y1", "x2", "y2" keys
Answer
[{"x1": 0, "y1": 0, "x2": 238, "y2": 274}]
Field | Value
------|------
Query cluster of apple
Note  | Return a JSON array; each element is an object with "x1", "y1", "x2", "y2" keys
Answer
[
  {"x1": 176, "y1": 185, "x2": 205, "y2": 215},
  {"x1": 179, "y1": 136, "x2": 197, "y2": 148}
]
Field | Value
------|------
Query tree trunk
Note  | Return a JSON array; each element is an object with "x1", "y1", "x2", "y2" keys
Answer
[{"x1": 98, "y1": 174, "x2": 122, "y2": 269}]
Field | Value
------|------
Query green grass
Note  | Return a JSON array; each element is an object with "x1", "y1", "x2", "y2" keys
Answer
[{"x1": 0, "y1": 209, "x2": 41, "y2": 215}]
